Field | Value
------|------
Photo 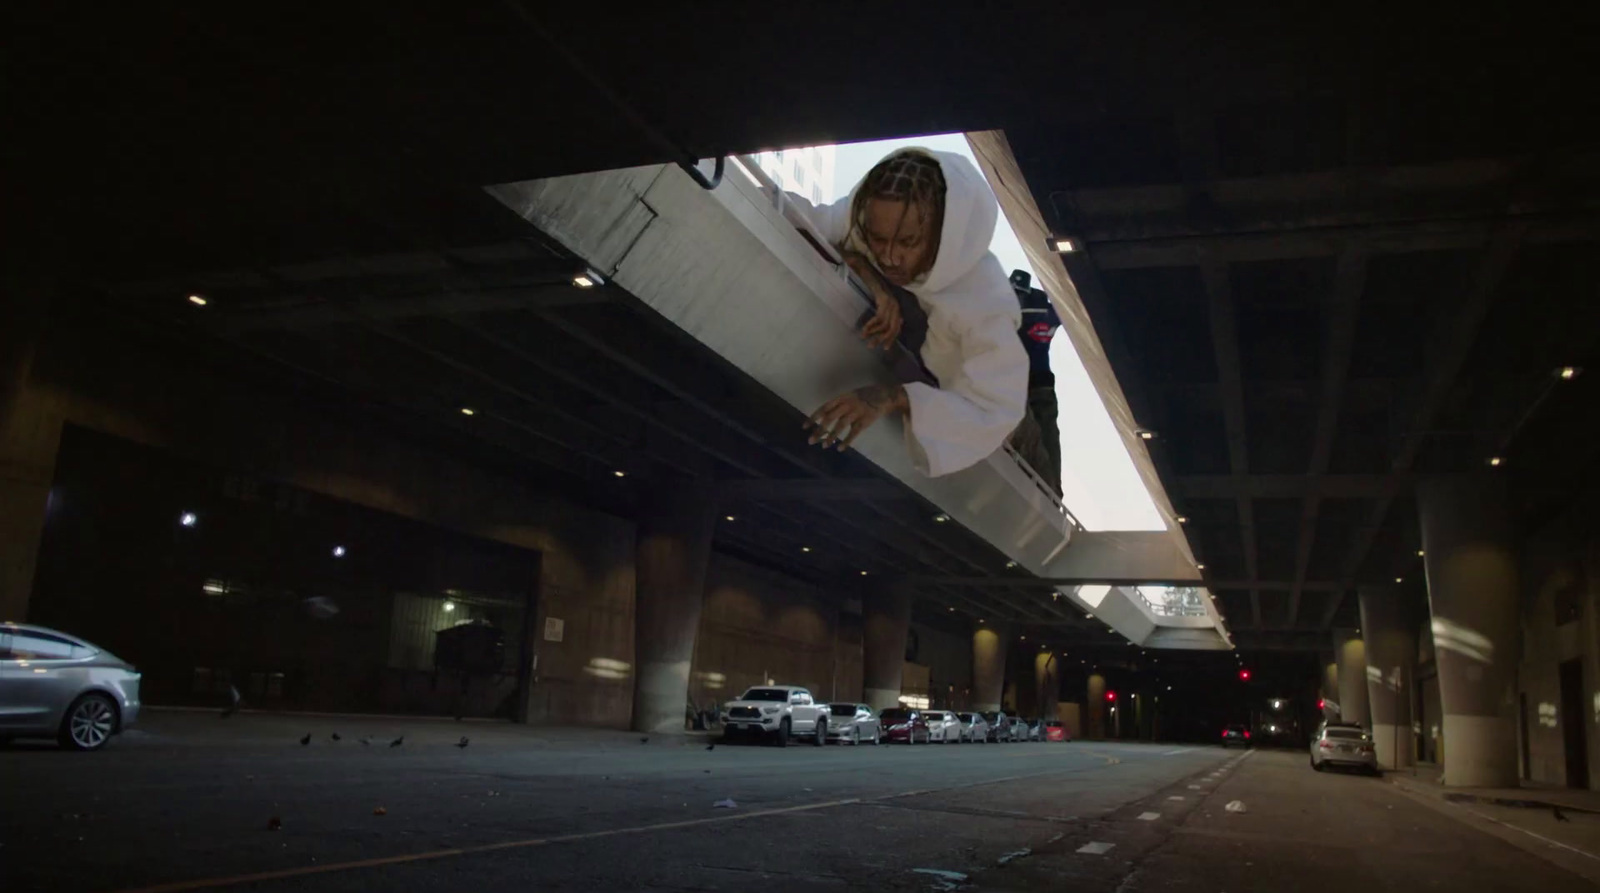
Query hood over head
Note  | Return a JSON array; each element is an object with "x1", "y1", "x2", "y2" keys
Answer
[{"x1": 842, "y1": 148, "x2": 999, "y2": 297}]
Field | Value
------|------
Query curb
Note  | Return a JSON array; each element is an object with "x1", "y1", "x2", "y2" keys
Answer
[{"x1": 1388, "y1": 773, "x2": 1600, "y2": 816}]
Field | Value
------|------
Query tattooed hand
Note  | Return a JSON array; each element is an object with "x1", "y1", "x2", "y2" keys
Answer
[
  {"x1": 804, "y1": 384, "x2": 909, "y2": 451},
  {"x1": 842, "y1": 250, "x2": 903, "y2": 351}
]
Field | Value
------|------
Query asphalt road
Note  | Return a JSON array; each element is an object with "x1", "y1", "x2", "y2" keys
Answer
[{"x1": 1, "y1": 713, "x2": 1592, "y2": 892}]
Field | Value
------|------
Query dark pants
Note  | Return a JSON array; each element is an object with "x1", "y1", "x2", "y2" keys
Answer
[{"x1": 1009, "y1": 373, "x2": 1061, "y2": 496}]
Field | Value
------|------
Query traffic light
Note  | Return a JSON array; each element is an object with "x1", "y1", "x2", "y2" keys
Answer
[
  {"x1": 1238, "y1": 669, "x2": 1251, "y2": 681},
  {"x1": 1318, "y1": 698, "x2": 1326, "y2": 710},
  {"x1": 1105, "y1": 690, "x2": 1117, "y2": 702}
]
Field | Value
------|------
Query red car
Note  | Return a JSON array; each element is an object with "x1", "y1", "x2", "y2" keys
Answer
[
  {"x1": 879, "y1": 707, "x2": 931, "y2": 744},
  {"x1": 1043, "y1": 719, "x2": 1070, "y2": 742}
]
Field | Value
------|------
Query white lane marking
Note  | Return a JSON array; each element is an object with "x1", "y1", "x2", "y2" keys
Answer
[
  {"x1": 1167, "y1": 796, "x2": 1185, "y2": 801},
  {"x1": 996, "y1": 847, "x2": 1032, "y2": 865},
  {"x1": 1077, "y1": 841, "x2": 1116, "y2": 855},
  {"x1": 1225, "y1": 800, "x2": 1247, "y2": 813},
  {"x1": 1137, "y1": 812, "x2": 1161, "y2": 821},
  {"x1": 1162, "y1": 748, "x2": 1191, "y2": 755},
  {"x1": 1187, "y1": 785, "x2": 1202, "y2": 790}
]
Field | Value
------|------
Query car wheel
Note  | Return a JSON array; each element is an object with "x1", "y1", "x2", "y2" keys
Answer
[
  {"x1": 870, "y1": 728, "x2": 880, "y2": 745},
  {"x1": 774, "y1": 718, "x2": 790, "y2": 748},
  {"x1": 60, "y1": 693, "x2": 118, "y2": 751},
  {"x1": 1311, "y1": 756, "x2": 1324, "y2": 771},
  {"x1": 814, "y1": 720, "x2": 826, "y2": 747}
]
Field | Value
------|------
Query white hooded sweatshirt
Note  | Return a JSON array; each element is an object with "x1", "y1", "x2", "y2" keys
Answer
[{"x1": 803, "y1": 149, "x2": 1027, "y2": 477}]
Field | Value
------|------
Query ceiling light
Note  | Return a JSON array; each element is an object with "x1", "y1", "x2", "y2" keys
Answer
[
  {"x1": 1020, "y1": 636, "x2": 1027, "y2": 641},
  {"x1": 572, "y1": 269, "x2": 605, "y2": 289},
  {"x1": 1558, "y1": 366, "x2": 1581, "y2": 381},
  {"x1": 1176, "y1": 516, "x2": 1188, "y2": 524},
  {"x1": 1196, "y1": 563, "x2": 1206, "y2": 570},
  {"x1": 1394, "y1": 577, "x2": 1403, "y2": 583},
  {"x1": 187, "y1": 294, "x2": 208, "y2": 306},
  {"x1": 332, "y1": 545, "x2": 346, "y2": 558},
  {"x1": 1050, "y1": 237, "x2": 1077, "y2": 254},
  {"x1": 1084, "y1": 613, "x2": 1093, "y2": 619},
  {"x1": 613, "y1": 470, "x2": 626, "y2": 478},
  {"x1": 725, "y1": 515, "x2": 736, "y2": 522},
  {"x1": 948, "y1": 607, "x2": 955, "y2": 612},
  {"x1": 933, "y1": 513, "x2": 951, "y2": 523},
  {"x1": 443, "y1": 601, "x2": 456, "y2": 613},
  {"x1": 801, "y1": 546, "x2": 811, "y2": 553},
  {"x1": 859, "y1": 570, "x2": 869, "y2": 576},
  {"x1": 459, "y1": 407, "x2": 476, "y2": 416},
  {"x1": 978, "y1": 618, "x2": 985, "y2": 624},
  {"x1": 1416, "y1": 549, "x2": 1425, "y2": 557},
  {"x1": 1005, "y1": 560, "x2": 1018, "y2": 569},
  {"x1": 1488, "y1": 456, "x2": 1503, "y2": 467},
  {"x1": 1136, "y1": 429, "x2": 1156, "y2": 441},
  {"x1": 178, "y1": 511, "x2": 198, "y2": 528}
]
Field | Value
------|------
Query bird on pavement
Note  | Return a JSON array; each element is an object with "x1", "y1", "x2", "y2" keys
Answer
[
  {"x1": 639, "y1": 737, "x2": 649, "y2": 745},
  {"x1": 389, "y1": 735, "x2": 404, "y2": 748},
  {"x1": 1555, "y1": 806, "x2": 1571, "y2": 823},
  {"x1": 456, "y1": 736, "x2": 470, "y2": 749},
  {"x1": 359, "y1": 737, "x2": 373, "y2": 746},
  {"x1": 331, "y1": 733, "x2": 341, "y2": 742},
  {"x1": 299, "y1": 733, "x2": 311, "y2": 746},
  {"x1": 706, "y1": 743, "x2": 715, "y2": 751}
]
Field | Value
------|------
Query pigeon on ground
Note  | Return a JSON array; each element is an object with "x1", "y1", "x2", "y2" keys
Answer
[
  {"x1": 389, "y1": 735, "x2": 404, "y2": 748},
  {"x1": 299, "y1": 733, "x2": 311, "y2": 746},
  {"x1": 706, "y1": 743, "x2": 715, "y2": 751},
  {"x1": 331, "y1": 733, "x2": 341, "y2": 742},
  {"x1": 359, "y1": 737, "x2": 373, "y2": 746},
  {"x1": 640, "y1": 737, "x2": 650, "y2": 744},
  {"x1": 1555, "y1": 806, "x2": 1571, "y2": 823},
  {"x1": 456, "y1": 736, "x2": 470, "y2": 749}
]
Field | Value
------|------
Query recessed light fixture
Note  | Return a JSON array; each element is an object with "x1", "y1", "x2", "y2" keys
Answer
[
  {"x1": 1050, "y1": 237, "x2": 1077, "y2": 254},
  {"x1": 1005, "y1": 560, "x2": 1018, "y2": 569},
  {"x1": 1020, "y1": 636, "x2": 1027, "y2": 641},
  {"x1": 332, "y1": 545, "x2": 346, "y2": 558},
  {"x1": 1196, "y1": 563, "x2": 1206, "y2": 570},
  {"x1": 443, "y1": 601, "x2": 456, "y2": 613},
  {"x1": 1394, "y1": 576, "x2": 1403, "y2": 583},
  {"x1": 724, "y1": 515, "x2": 736, "y2": 522},
  {"x1": 1416, "y1": 549, "x2": 1425, "y2": 557},
  {"x1": 613, "y1": 470, "x2": 626, "y2": 478},
  {"x1": 1176, "y1": 515, "x2": 1189, "y2": 524},
  {"x1": 859, "y1": 570, "x2": 869, "y2": 576},
  {"x1": 978, "y1": 618, "x2": 985, "y2": 624},
  {"x1": 1084, "y1": 612, "x2": 1093, "y2": 619},
  {"x1": 187, "y1": 294, "x2": 208, "y2": 306},
  {"x1": 572, "y1": 269, "x2": 605, "y2": 289},
  {"x1": 948, "y1": 606, "x2": 955, "y2": 612},
  {"x1": 1558, "y1": 366, "x2": 1581, "y2": 381},
  {"x1": 178, "y1": 511, "x2": 198, "y2": 528},
  {"x1": 801, "y1": 546, "x2": 811, "y2": 553},
  {"x1": 1136, "y1": 429, "x2": 1156, "y2": 441},
  {"x1": 933, "y1": 513, "x2": 951, "y2": 523},
  {"x1": 1488, "y1": 456, "x2": 1503, "y2": 467},
  {"x1": 459, "y1": 407, "x2": 476, "y2": 416}
]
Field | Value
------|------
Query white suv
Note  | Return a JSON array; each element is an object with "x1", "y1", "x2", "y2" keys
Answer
[{"x1": 720, "y1": 685, "x2": 828, "y2": 746}]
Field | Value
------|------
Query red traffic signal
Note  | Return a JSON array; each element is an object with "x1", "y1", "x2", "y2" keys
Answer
[
  {"x1": 1318, "y1": 698, "x2": 1326, "y2": 710},
  {"x1": 1238, "y1": 669, "x2": 1251, "y2": 681},
  {"x1": 1105, "y1": 690, "x2": 1117, "y2": 702}
]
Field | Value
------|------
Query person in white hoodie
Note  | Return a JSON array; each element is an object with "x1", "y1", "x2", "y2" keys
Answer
[{"x1": 801, "y1": 148, "x2": 1029, "y2": 478}]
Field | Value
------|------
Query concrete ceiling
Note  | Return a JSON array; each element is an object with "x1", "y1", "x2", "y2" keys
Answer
[{"x1": 9, "y1": 4, "x2": 1597, "y2": 654}]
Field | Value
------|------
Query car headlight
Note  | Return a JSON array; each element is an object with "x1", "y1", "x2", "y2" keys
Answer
[{"x1": 762, "y1": 706, "x2": 780, "y2": 714}]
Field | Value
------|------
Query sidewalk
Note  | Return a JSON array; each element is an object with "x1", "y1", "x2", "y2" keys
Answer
[
  {"x1": 126, "y1": 706, "x2": 716, "y2": 750},
  {"x1": 1387, "y1": 763, "x2": 1600, "y2": 882}
]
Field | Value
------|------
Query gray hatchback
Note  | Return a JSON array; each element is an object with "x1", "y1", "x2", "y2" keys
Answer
[
  {"x1": 1310, "y1": 722, "x2": 1378, "y2": 774},
  {"x1": 0, "y1": 622, "x2": 142, "y2": 750}
]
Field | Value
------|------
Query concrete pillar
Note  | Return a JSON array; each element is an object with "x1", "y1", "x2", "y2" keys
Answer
[
  {"x1": 1321, "y1": 659, "x2": 1341, "y2": 722},
  {"x1": 972, "y1": 623, "x2": 1008, "y2": 712},
  {"x1": 1086, "y1": 673, "x2": 1106, "y2": 739},
  {"x1": 1334, "y1": 629, "x2": 1370, "y2": 729},
  {"x1": 862, "y1": 584, "x2": 912, "y2": 710},
  {"x1": 1035, "y1": 651, "x2": 1059, "y2": 721},
  {"x1": 1419, "y1": 475, "x2": 1522, "y2": 787},
  {"x1": 1359, "y1": 585, "x2": 1417, "y2": 769},
  {"x1": 0, "y1": 287, "x2": 57, "y2": 622},
  {"x1": 630, "y1": 475, "x2": 716, "y2": 734}
]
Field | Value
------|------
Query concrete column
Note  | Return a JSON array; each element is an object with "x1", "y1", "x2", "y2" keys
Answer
[
  {"x1": 862, "y1": 584, "x2": 912, "y2": 710},
  {"x1": 0, "y1": 287, "x2": 57, "y2": 622},
  {"x1": 1035, "y1": 651, "x2": 1059, "y2": 721},
  {"x1": 1334, "y1": 629, "x2": 1370, "y2": 729},
  {"x1": 1359, "y1": 585, "x2": 1417, "y2": 769},
  {"x1": 972, "y1": 623, "x2": 1008, "y2": 712},
  {"x1": 1086, "y1": 673, "x2": 1106, "y2": 739},
  {"x1": 1419, "y1": 475, "x2": 1522, "y2": 787},
  {"x1": 630, "y1": 475, "x2": 716, "y2": 734},
  {"x1": 1321, "y1": 659, "x2": 1341, "y2": 722}
]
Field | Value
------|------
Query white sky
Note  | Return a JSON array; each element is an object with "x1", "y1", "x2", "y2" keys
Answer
[{"x1": 827, "y1": 133, "x2": 1165, "y2": 531}]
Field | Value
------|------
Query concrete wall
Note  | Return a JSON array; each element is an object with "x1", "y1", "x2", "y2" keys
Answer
[
  {"x1": 1517, "y1": 521, "x2": 1600, "y2": 788},
  {"x1": 10, "y1": 314, "x2": 639, "y2": 726},
  {"x1": 909, "y1": 618, "x2": 975, "y2": 708},
  {"x1": 688, "y1": 554, "x2": 842, "y2": 708}
]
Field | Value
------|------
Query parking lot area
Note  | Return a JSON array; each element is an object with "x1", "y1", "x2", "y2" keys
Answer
[{"x1": 3, "y1": 711, "x2": 1596, "y2": 892}]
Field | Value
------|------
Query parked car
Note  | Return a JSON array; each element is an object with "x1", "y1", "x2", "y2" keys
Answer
[
  {"x1": 1310, "y1": 722, "x2": 1378, "y2": 774},
  {"x1": 1023, "y1": 718, "x2": 1044, "y2": 741},
  {"x1": 956, "y1": 711, "x2": 989, "y2": 743},
  {"x1": 1221, "y1": 723, "x2": 1252, "y2": 748},
  {"x1": 0, "y1": 622, "x2": 141, "y2": 751},
  {"x1": 824, "y1": 702, "x2": 881, "y2": 745},
  {"x1": 721, "y1": 685, "x2": 828, "y2": 746},
  {"x1": 1043, "y1": 719, "x2": 1070, "y2": 742},
  {"x1": 982, "y1": 711, "x2": 1019, "y2": 742},
  {"x1": 924, "y1": 710, "x2": 963, "y2": 743},
  {"x1": 879, "y1": 707, "x2": 931, "y2": 744}
]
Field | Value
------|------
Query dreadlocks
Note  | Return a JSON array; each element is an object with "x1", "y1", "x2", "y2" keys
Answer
[{"x1": 848, "y1": 150, "x2": 946, "y2": 281}]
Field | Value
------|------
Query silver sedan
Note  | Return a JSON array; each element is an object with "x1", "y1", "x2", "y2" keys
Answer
[
  {"x1": 824, "y1": 703, "x2": 882, "y2": 745},
  {"x1": 1310, "y1": 722, "x2": 1378, "y2": 774},
  {"x1": 0, "y1": 622, "x2": 142, "y2": 750}
]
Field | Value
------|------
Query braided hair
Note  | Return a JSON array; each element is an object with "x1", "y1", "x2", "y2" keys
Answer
[{"x1": 848, "y1": 150, "x2": 946, "y2": 281}]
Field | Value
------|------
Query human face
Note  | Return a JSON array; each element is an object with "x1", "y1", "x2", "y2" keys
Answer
[{"x1": 861, "y1": 197, "x2": 934, "y2": 287}]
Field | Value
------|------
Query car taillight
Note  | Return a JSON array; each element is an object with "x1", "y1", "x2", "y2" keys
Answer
[
  {"x1": 1319, "y1": 740, "x2": 1332, "y2": 749},
  {"x1": 1221, "y1": 730, "x2": 1228, "y2": 738},
  {"x1": 1243, "y1": 730, "x2": 1250, "y2": 739}
]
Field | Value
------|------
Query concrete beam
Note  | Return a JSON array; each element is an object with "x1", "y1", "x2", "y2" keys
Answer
[
  {"x1": 213, "y1": 283, "x2": 608, "y2": 334},
  {"x1": 1200, "y1": 257, "x2": 1259, "y2": 628},
  {"x1": 1172, "y1": 473, "x2": 1393, "y2": 500},
  {"x1": 719, "y1": 477, "x2": 908, "y2": 502}
]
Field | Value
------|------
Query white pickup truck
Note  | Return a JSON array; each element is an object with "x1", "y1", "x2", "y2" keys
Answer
[{"x1": 720, "y1": 685, "x2": 827, "y2": 746}]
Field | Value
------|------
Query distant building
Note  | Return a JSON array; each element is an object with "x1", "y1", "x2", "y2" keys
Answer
[{"x1": 754, "y1": 145, "x2": 836, "y2": 206}]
